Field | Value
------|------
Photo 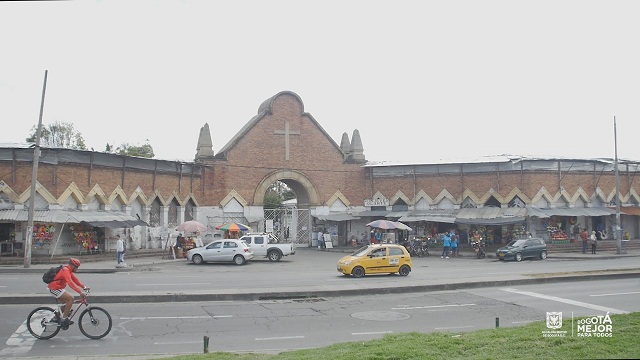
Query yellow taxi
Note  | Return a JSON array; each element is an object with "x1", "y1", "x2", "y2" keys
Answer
[{"x1": 337, "y1": 244, "x2": 412, "y2": 278}]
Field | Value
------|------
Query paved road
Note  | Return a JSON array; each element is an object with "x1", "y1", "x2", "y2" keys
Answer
[{"x1": 1, "y1": 246, "x2": 639, "y2": 304}]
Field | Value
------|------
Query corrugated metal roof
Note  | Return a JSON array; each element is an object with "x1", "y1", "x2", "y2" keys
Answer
[
  {"x1": 536, "y1": 208, "x2": 615, "y2": 217},
  {"x1": 313, "y1": 213, "x2": 361, "y2": 221},
  {"x1": 399, "y1": 210, "x2": 458, "y2": 224},
  {"x1": 617, "y1": 207, "x2": 640, "y2": 216},
  {"x1": 0, "y1": 209, "x2": 147, "y2": 228}
]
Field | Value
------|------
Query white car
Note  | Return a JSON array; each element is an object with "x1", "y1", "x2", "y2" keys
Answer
[{"x1": 187, "y1": 239, "x2": 254, "y2": 265}]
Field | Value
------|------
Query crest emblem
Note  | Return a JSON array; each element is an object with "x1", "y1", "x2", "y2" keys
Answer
[{"x1": 546, "y1": 312, "x2": 562, "y2": 329}]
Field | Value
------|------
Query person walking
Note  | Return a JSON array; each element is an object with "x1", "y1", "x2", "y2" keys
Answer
[
  {"x1": 116, "y1": 235, "x2": 125, "y2": 268},
  {"x1": 590, "y1": 231, "x2": 598, "y2": 254},
  {"x1": 580, "y1": 228, "x2": 589, "y2": 254},
  {"x1": 441, "y1": 232, "x2": 451, "y2": 258}
]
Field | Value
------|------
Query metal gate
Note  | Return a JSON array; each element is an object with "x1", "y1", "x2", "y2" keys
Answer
[{"x1": 263, "y1": 208, "x2": 311, "y2": 245}]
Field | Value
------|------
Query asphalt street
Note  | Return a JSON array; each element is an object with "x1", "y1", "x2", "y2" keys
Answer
[{"x1": 1, "y1": 245, "x2": 639, "y2": 305}]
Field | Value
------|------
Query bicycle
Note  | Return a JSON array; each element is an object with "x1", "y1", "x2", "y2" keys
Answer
[{"x1": 26, "y1": 290, "x2": 112, "y2": 340}]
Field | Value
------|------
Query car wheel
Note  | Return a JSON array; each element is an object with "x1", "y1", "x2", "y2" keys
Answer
[
  {"x1": 352, "y1": 266, "x2": 365, "y2": 278},
  {"x1": 399, "y1": 265, "x2": 411, "y2": 276},
  {"x1": 540, "y1": 250, "x2": 547, "y2": 260},
  {"x1": 267, "y1": 250, "x2": 282, "y2": 262},
  {"x1": 233, "y1": 255, "x2": 246, "y2": 265},
  {"x1": 192, "y1": 254, "x2": 203, "y2": 265},
  {"x1": 515, "y1": 252, "x2": 523, "y2": 262}
]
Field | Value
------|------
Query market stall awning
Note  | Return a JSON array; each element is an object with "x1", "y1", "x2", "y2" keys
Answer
[
  {"x1": 385, "y1": 211, "x2": 409, "y2": 218},
  {"x1": 610, "y1": 206, "x2": 640, "y2": 216},
  {"x1": 399, "y1": 210, "x2": 457, "y2": 224},
  {"x1": 0, "y1": 209, "x2": 148, "y2": 228},
  {"x1": 354, "y1": 210, "x2": 390, "y2": 217},
  {"x1": 313, "y1": 213, "x2": 361, "y2": 221},
  {"x1": 534, "y1": 207, "x2": 616, "y2": 217},
  {"x1": 455, "y1": 207, "x2": 527, "y2": 225}
]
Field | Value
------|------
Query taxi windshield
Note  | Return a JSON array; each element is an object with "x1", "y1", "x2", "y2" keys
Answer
[{"x1": 351, "y1": 246, "x2": 372, "y2": 257}]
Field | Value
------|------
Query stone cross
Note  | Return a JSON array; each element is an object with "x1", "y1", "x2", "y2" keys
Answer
[{"x1": 274, "y1": 121, "x2": 300, "y2": 161}]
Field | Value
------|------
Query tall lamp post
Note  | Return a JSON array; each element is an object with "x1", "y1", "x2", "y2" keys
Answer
[
  {"x1": 614, "y1": 117, "x2": 622, "y2": 254},
  {"x1": 24, "y1": 70, "x2": 48, "y2": 268}
]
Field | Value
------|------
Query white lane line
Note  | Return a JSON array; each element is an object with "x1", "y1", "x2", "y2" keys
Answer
[
  {"x1": 136, "y1": 283, "x2": 212, "y2": 286},
  {"x1": 590, "y1": 291, "x2": 640, "y2": 297},
  {"x1": 50, "y1": 344, "x2": 100, "y2": 348},
  {"x1": 501, "y1": 288, "x2": 629, "y2": 314},
  {"x1": 255, "y1": 336, "x2": 304, "y2": 341},
  {"x1": 120, "y1": 315, "x2": 231, "y2": 320},
  {"x1": 352, "y1": 331, "x2": 393, "y2": 336},
  {"x1": 392, "y1": 303, "x2": 475, "y2": 310},
  {"x1": 154, "y1": 341, "x2": 201, "y2": 345},
  {"x1": 1, "y1": 322, "x2": 36, "y2": 357},
  {"x1": 0, "y1": 285, "x2": 7, "y2": 288},
  {"x1": 434, "y1": 325, "x2": 475, "y2": 330}
]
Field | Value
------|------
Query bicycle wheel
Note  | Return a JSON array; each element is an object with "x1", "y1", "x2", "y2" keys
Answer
[
  {"x1": 78, "y1": 306, "x2": 112, "y2": 339},
  {"x1": 26, "y1": 306, "x2": 60, "y2": 340}
]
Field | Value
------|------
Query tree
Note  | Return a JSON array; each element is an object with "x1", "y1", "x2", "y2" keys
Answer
[
  {"x1": 115, "y1": 140, "x2": 155, "y2": 158},
  {"x1": 26, "y1": 121, "x2": 87, "y2": 150}
]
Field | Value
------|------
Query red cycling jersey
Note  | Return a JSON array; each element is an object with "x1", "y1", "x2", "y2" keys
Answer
[{"x1": 47, "y1": 265, "x2": 86, "y2": 294}]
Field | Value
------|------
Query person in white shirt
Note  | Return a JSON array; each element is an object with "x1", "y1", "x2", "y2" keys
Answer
[{"x1": 116, "y1": 235, "x2": 125, "y2": 268}]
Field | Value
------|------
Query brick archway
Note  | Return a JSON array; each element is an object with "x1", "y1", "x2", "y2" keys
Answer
[{"x1": 253, "y1": 170, "x2": 319, "y2": 207}]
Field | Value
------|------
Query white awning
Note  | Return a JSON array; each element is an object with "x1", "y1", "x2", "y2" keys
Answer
[
  {"x1": 313, "y1": 213, "x2": 361, "y2": 221},
  {"x1": 399, "y1": 210, "x2": 457, "y2": 224},
  {"x1": 0, "y1": 209, "x2": 148, "y2": 228},
  {"x1": 535, "y1": 208, "x2": 616, "y2": 217},
  {"x1": 455, "y1": 207, "x2": 527, "y2": 225}
]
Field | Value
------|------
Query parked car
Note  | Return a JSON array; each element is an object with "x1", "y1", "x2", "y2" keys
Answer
[
  {"x1": 496, "y1": 238, "x2": 547, "y2": 261},
  {"x1": 239, "y1": 233, "x2": 295, "y2": 261},
  {"x1": 337, "y1": 244, "x2": 412, "y2": 278},
  {"x1": 187, "y1": 239, "x2": 254, "y2": 265}
]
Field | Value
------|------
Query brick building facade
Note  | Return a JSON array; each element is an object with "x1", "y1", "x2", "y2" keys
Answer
[{"x1": 1, "y1": 91, "x2": 640, "y2": 256}]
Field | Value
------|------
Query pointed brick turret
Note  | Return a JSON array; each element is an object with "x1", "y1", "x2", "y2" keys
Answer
[
  {"x1": 340, "y1": 132, "x2": 351, "y2": 160},
  {"x1": 349, "y1": 129, "x2": 365, "y2": 163},
  {"x1": 195, "y1": 123, "x2": 215, "y2": 161}
]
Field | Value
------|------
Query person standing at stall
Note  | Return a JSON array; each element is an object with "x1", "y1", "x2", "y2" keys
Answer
[{"x1": 580, "y1": 228, "x2": 588, "y2": 254}]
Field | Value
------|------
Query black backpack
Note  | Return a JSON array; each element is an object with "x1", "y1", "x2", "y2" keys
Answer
[{"x1": 42, "y1": 265, "x2": 64, "y2": 284}]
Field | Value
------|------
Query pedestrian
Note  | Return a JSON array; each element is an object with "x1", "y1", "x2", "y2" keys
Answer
[
  {"x1": 580, "y1": 228, "x2": 588, "y2": 254},
  {"x1": 450, "y1": 234, "x2": 459, "y2": 257},
  {"x1": 115, "y1": 235, "x2": 125, "y2": 268},
  {"x1": 441, "y1": 232, "x2": 451, "y2": 258},
  {"x1": 317, "y1": 229, "x2": 324, "y2": 249},
  {"x1": 590, "y1": 231, "x2": 597, "y2": 254}
]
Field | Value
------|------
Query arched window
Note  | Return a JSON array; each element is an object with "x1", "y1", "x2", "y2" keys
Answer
[
  {"x1": 168, "y1": 199, "x2": 179, "y2": 227},
  {"x1": 150, "y1": 198, "x2": 162, "y2": 227}
]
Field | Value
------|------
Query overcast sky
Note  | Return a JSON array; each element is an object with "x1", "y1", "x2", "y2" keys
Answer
[{"x1": 2, "y1": 1, "x2": 639, "y2": 164}]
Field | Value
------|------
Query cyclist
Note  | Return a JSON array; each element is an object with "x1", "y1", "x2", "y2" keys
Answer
[{"x1": 47, "y1": 258, "x2": 89, "y2": 328}]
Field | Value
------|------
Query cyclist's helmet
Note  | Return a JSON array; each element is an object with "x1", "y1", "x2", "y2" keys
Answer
[{"x1": 69, "y1": 258, "x2": 81, "y2": 267}]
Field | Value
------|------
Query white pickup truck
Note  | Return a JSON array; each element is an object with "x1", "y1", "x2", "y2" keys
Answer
[{"x1": 239, "y1": 233, "x2": 295, "y2": 261}]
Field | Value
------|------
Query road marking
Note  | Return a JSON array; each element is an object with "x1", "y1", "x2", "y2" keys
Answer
[
  {"x1": 120, "y1": 315, "x2": 231, "y2": 320},
  {"x1": 154, "y1": 341, "x2": 201, "y2": 345},
  {"x1": 352, "y1": 331, "x2": 393, "y2": 335},
  {"x1": 501, "y1": 288, "x2": 629, "y2": 314},
  {"x1": 50, "y1": 344, "x2": 100, "y2": 348},
  {"x1": 136, "y1": 283, "x2": 212, "y2": 286},
  {"x1": 255, "y1": 336, "x2": 304, "y2": 341},
  {"x1": 1, "y1": 322, "x2": 36, "y2": 357},
  {"x1": 590, "y1": 291, "x2": 640, "y2": 297},
  {"x1": 434, "y1": 325, "x2": 475, "y2": 330},
  {"x1": 392, "y1": 303, "x2": 475, "y2": 310}
]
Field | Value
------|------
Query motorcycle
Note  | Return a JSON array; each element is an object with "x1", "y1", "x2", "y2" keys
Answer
[{"x1": 473, "y1": 240, "x2": 486, "y2": 259}]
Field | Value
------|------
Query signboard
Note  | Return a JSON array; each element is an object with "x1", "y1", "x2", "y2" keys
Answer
[
  {"x1": 265, "y1": 219, "x2": 274, "y2": 233},
  {"x1": 364, "y1": 198, "x2": 389, "y2": 207}
]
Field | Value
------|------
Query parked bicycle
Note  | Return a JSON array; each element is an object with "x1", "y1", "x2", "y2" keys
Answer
[{"x1": 26, "y1": 289, "x2": 112, "y2": 340}]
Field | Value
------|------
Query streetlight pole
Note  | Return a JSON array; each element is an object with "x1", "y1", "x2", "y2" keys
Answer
[
  {"x1": 24, "y1": 70, "x2": 48, "y2": 268},
  {"x1": 614, "y1": 116, "x2": 622, "y2": 254}
]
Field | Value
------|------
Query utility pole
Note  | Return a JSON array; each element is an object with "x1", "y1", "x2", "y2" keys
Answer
[
  {"x1": 24, "y1": 70, "x2": 48, "y2": 268},
  {"x1": 614, "y1": 116, "x2": 622, "y2": 254}
]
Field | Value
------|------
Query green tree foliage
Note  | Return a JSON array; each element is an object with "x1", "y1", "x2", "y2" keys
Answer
[
  {"x1": 115, "y1": 140, "x2": 155, "y2": 158},
  {"x1": 26, "y1": 121, "x2": 87, "y2": 150},
  {"x1": 264, "y1": 191, "x2": 282, "y2": 209}
]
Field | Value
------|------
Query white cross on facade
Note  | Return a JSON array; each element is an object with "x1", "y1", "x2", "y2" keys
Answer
[{"x1": 274, "y1": 121, "x2": 300, "y2": 161}]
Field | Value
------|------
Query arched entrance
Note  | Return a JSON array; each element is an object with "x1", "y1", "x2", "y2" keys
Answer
[{"x1": 254, "y1": 170, "x2": 319, "y2": 245}]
